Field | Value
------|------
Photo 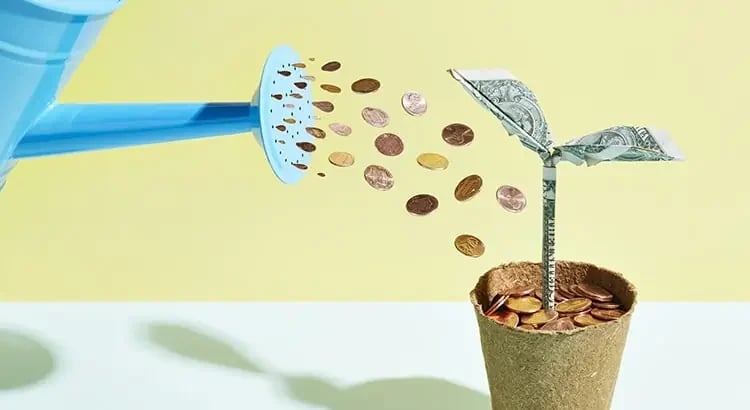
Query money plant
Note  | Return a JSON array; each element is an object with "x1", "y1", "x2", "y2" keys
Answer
[{"x1": 448, "y1": 69, "x2": 684, "y2": 310}]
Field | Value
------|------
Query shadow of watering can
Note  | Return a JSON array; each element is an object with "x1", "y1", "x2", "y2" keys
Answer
[{"x1": 0, "y1": 0, "x2": 316, "y2": 191}]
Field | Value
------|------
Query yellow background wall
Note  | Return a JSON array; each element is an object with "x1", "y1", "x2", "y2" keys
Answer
[{"x1": 0, "y1": 0, "x2": 745, "y2": 300}]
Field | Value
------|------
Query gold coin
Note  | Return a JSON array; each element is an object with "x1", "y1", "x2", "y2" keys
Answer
[
  {"x1": 320, "y1": 84, "x2": 341, "y2": 93},
  {"x1": 416, "y1": 153, "x2": 449, "y2": 170},
  {"x1": 590, "y1": 308, "x2": 625, "y2": 321},
  {"x1": 540, "y1": 317, "x2": 576, "y2": 331},
  {"x1": 351, "y1": 78, "x2": 381, "y2": 93},
  {"x1": 576, "y1": 283, "x2": 614, "y2": 302},
  {"x1": 305, "y1": 127, "x2": 326, "y2": 139},
  {"x1": 558, "y1": 309, "x2": 591, "y2": 318},
  {"x1": 521, "y1": 309, "x2": 559, "y2": 326},
  {"x1": 505, "y1": 296, "x2": 542, "y2": 314},
  {"x1": 454, "y1": 174, "x2": 483, "y2": 201},
  {"x1": 454, "y1": 234, "x2": 485, "y2": 258},
  {"x1": 490, "y1": 310, "x2": 519, "y2": 328},
  {"x1": 573, "y1": 314, "x2": 605, "y2": 327},
  {"x1": 592, "y1": 301, "x2": 620, "y2": 310},
  {"x1": 518, "y1": 324, "x2": 536, "y2": 330},
  {"x1": 555, "y1": 298, "x2": 592, "y2": 314},
  {"x1": 484, "y1": 294, "x2": 509, "y2": 316},
  {"x1": 328, "y1": 152, "x2": 354, "y2": 167}
]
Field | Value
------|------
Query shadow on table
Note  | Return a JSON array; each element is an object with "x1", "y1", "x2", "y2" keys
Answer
[
  {"x1": 143, "y1": 322, "x2": 490, "y2": 410},
  {"x1": 0, "y1": 329, "x2": 56, "y2": 390}
]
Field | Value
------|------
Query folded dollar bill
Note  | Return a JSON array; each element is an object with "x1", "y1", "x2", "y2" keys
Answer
[{"x1": 557, "y1": 126, "x2": 685, "y2": 166}]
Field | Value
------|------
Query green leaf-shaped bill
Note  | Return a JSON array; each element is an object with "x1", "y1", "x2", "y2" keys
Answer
[
  {"x1": 556, "y1": 126, "x2": 685, "y2": 166},
  {"x1": 448, "y1": 69, "x2": 553, "y2": 158}
]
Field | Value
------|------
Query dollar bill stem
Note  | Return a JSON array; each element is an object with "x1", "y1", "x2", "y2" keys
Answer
[{"x1": 541, "y1": 160, "x2": 557, "y2": 310}]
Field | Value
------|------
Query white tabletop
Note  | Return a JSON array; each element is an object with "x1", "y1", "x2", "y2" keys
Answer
[{"x1": 0, "y1": 302, "x2": 747, "y2": 410}]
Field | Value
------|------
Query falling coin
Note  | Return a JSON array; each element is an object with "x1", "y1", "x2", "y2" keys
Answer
[
  {"x1": 313, "y1": 101, "x2": 334, "y2": 113},
  {"x1": 278, "y1": 70, "x2": 291, "y2": 77},
  {"x1": 374, "y1": 133, "x2": 404, "y2": 156},
  {"x1": 283, "y1": 117, "x2": 296, "y2": 124},
  {"x1": 328, "y1": 123, "x2": 352, "y2": 136},
  {"x1": 401, "y1": 92, "x2": 427, "y2": 116},
  {"x1": 292, "y1": 163, "x2": 308, "y2": 170},
  {"x1": 592, "y1": 301, "x2": 621, "y2": 310},
  {"x1": 441, "y1": 123, "x2": 474, "y2": 146},
  {"x1": 272, "y1": 94, "x2": 283, "y2": 100},
  {"x1": 573, "y1": 314, "x2": 605, "y2": 327},
  {"x1": 575, "y1": 283, "x2": 614, "y2": 302},
  {"x1": 363, "y1": 165, "x2": 394, "y2": 191},
  {"x1": 496, "y1": 185, "x2": 527, "y2": 213},
  {"x1": 292, "y1": 63, "x2": 306, "y2": 68},
  {"x1": 521, "y1": 309, "x2": 559, "y2": 326},
  {"x1": 305, "y1": 127, "x2": 326, "y2": 139},
  {"x1": 361, "y1": 107, "x2": 389, "y2": 128},
  {"x1": 294, "y1": 82, "x2": 307, "y2": 89},
  {"x1": 321, "y1": 61, "x2": 341, "y2": 72},
  {"x1": 290, "y1": 93, "x2": 303, "y2": 99},
  {"x1": 302, "y1": 75, "x2": 316, "y2": 81},
  {"x1": 491, "y1": 310, "x2": 519, "y2": 328},
  {"x1": 275, "y1": 125, "x2": 287, "y2": 131},
  {"x1": 454, "y1": 174, "x2": 483, "y2": 201},
  {"x1": 505, "y1": 296, "x2": 542, "y2": 314},
  {"x1": 296, "y1": 142, "x2": 316, "y2": 152},
  {"x1": 317, "y1": 172, "x2": 326, "y2": 177},
  {"x1": 484, "y1": 294, "x2": 509, "y2": 316},
  {"x1": 540, "y1": 317, "x2": 576, "y2": 331},
  {"x1": 590, "y1": 308, "x2": 625, "y2": 321},
  {"x1": 328, "y1": 152, "x2": 355, "y2": 167},
  {"x1": 555, "y1": 298, "x2": 593, "y2": 314},
  {"x1": 453, "y1": 234, "x2": 485, "y2": 258},
  {"x1": 320, "y1": 84, "x2": 341, "y2": 93},
  {"x1": 351, "y1": 78, "x2": 381, "y2": 94},
  {"x1": 416, "y1": 153, "x2": 449, "y2": 170},
  {"x1": 405, "y1": 194, "x2": 439, "y2": 216},
  {"x1": 504, "y1": 286, "x2": 535, "y2": 297}
]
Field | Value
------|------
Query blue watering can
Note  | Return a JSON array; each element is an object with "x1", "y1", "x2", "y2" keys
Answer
[{"x1": 0, "y1": 0, "x2": 316, "y2": 191}]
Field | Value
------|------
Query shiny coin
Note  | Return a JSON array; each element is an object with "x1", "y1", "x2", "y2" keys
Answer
[
  {"x1": 573, "y1": 314, "x2": 605, "y2": 327},
  {"x1": 590, "y1": 308, "x2": 625, "y2": 321},
  {"x1": 305, "y1": 127, "x2": 326, "y2": 139},
  {"x1": 490, "y1": 310, "x2": 519, "y2": 328},
  {"x1": 496, "y1": 185, "x2": 527, "y2": 213},
  {"x1": 540, "y1": 317, "x2": 576, "y2": 331},
  {"x1": 363, "y1": 165, "x2": 394, "y2": 191},
  {"x1": 321, "y1": 61, "x2": 341, "y2": 72},
  {"x1": 361, "y1": 107, "x2": 389, "y2": 128},
  {"x1": 405, "y1": 194, "x2": 439, "y2": 216},
  {"x1": 416, "y1": 153, "x2": 448, "y2": 170},
  {"x1": 558, "y1": 309, "x2": 591, "y2": 318},
  {"x1": 441, "y1": 123, "x2": 474, "y2": 146},
  {"x1": 592, "y1": 301, "x2": 621, "y2": 310},
  {"x1": 454, "y1": 174, "x2": 483, "y2": 201},
  {"x1": 374, "y1": 133, "x2": 404, "y2": 156},
  {"x1": 453, "y1": 234, "x2": 485, "y2": 258},
  {"x1": 401, "y1": 92, "x2": 427, "y2": 116},
  {"x1": 296, "y1": 142, "x2": 316, "y2": 152},
  {"x1": 575, "y1": 283, "x2": 614, "y2": 302},
  {"x1": 351, "y1": 78, "x2": 381, "y2": 93},
  {"x1": 555, "y1": 298, "x2": 593, "y2": 314},
  {"x1": 521, "y1": 309, "x2": 558, "y2": 326},
  {"x1": 505, "y1": 296, "x2": 542, "y2": 314},
  {"x1": 519, "y1": 324, "x2": 536, "y2": 330},
  {"x1": 328, "y1": 152, "x2": 355, "y2": 167},
  {"x1": 484, "y1": 294, "x2": 509, "y2": 316},
  {"x1": 320, "y1": 84, "x2": 341, "y2": 93},
  {"x1": 313, "y1": 101, "x2": 334, "y2": 113},
  {"x1": 505, "y1": 286, "x2": 535, "y2": 297},
  {"x1": 328, "y1": 123, "x2": 352, "y2": 136}
]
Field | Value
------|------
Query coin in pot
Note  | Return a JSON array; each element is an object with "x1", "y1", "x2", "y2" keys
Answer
[
  {"x1": 484, "y1": 294, "x2": 509, "y2": 316},
  {"x1": 313, "y1": 101, "x2": 334, "y2": 113},
  {"x1": 504, "y1": 286, "x2": 535, "y2": 297},
  {"x1": 328, "y1": 123, "x2": 352, "y2": 136},
  {"x1": 453, "y1": 234, "x2": 485, "y2": 258},
  {"x1": 540, "y1": 317, "x2": 576, "y2": 331},
  {"x1": 401, "y1": 92, "x2": 427, "y2": 116},
  {"x1": 518, "y1": 324, "x2": 536, "y2": 330},
  {"x1": 416, "y1": 153, "x2": 448, "y2": 170},
  {"x1": 405, "y1": 194, "x2": 439, "y2": 216},
  {"x1": 363, "y1": 165, "x2": 394, "y2": 191},
  {"x1": 491, "y1": 310, "x2": 519, "y2": 328},
  {"x1": 576, "y1": 283, "x2": 614, "y2": 302},
  {"x1": 496, "y1": 185, "x2": 527, "y2": 213},
  {"x1": 441, "y1": 123, "x2": 474, "y2": 146},
  {"x1": 328, "y1": 152, "x2": 355, "y2": 167},
  {"x1": 590, "y1": 308, "x2": 625, "y2": 321},
  {"x1": 374, "y1": 133, "x2": 404, "y2": 156},
  {"x1": 505, "y1": 296, "x2": 542, "y2": 314},
  {"x1": 573, "y1": 314, "x2": 605, "y2": 327},
  {"x1": 351, "y1": 78, "x2": 381, "y2": 93},
  {"x1": 592, "y1": 301, "x2": 621, "y2": 310},
  {"x1": 321, "y1": 61, "x2": 341, "y2": 72},
  {"x1": 361, "y1": 107, "x2": 389, "y2": 128},
  {"x1": 521, "y1": 309, "x2": 559, "y2": 326},
  {"x1": 454, "y1": 174, "x2": 482, "y2": 201},
  {"x1": 555, "y1": 298, "x2": 593, "y2": 314}
]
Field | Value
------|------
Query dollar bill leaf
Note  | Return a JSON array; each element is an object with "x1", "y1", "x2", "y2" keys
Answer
[
  {"x1": 556, "y1": 126, "x2": 685, "y2": 166},
  {"x1": 448, "y1": 69, "x2": 553, "y2": 158}
]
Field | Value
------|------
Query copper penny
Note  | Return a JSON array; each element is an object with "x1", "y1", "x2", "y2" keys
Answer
[
  {"x1": 491, "y1": 310, "x2": 519, "y2": 328},
  {"x1": 313, "y1": 101, "x2": 334, "y2": 113},
  {"x1": 328, "y1": 123, "x2": 352, "y2": 136},
  {"x1": 592, "y1": 301, "x2": 621, "y2": 310},
  {"x1": 363, "y1": 165, "x2": 394, "y2": 191},
  {"x1": 416, "y1": 153, "x2": 449, "y2": 170},
  {"x1": 374, "y1": 133, "x2": 404, "y2": 156},
  {"x1": 292, "y1": 63, "x2": 306, "y2": 68},
  {"x1": 484, "y1": 294, "x2": 509, "y2": 316},
  {"x1": 555, "y1": 298, "x2": 593, "y2": 314},
  {"x1": 540, "y1": 317, "x2": 576, "y2": 331},
  {"x1": 317, "y1": 172, "x2": 326, "y2": 177},
  {"x1": 505, "y1": 296, "x2": 542, "y2": 314},
  {"x1": 361, "y1": 107, "x2": 389, "y2": 128},
  {"x1": 454, "y1": 174, "x2": 482, "y2": 201},
  {"x1": 320, "y1": 84, "x2": 341, "y2": 93},
  {"x1": 505, "y1": 286, "x2": 535, "y2": 297},
  {"x1": 573, "y1": 314, "x2": 605, "y2": 327},
  {"x1": 453, "y1": 234, "x2": 485, "y2": 258},
  {"x1": 590, "y1": 308, "x2": 625, "y2": 321},
  {"x1": 305, "y1": 127, "x2": 326, "y2": 139},
  {"x1": 296, "y1": 142, "x2": 316, "y2": 152},
  {"x1": 294, "y1": 82, "x2": 307, "y2": 89},
  {"x1": 401, "y1": 92, "x2": 427, "y2": 116},
  {"x1": 576, "y1": 283, "x2": 614, "y2": 302},
  {"x1": 328, "y1": 152, "x2": 355, "y2": 167},
  {"x1": 292, "y1": 163, "x2": 307, "y2": 170},
  {"x1": 441, "y1": 123, "x2": 474, "y2": 146},
  {"x1": 405, "y1": 194, "x2": 439, "y2": 216},
  {"x1": 559, "y1": 309, "x2": 591, "y2": 318},
  {"x1": 351, "y1": 78, "x2": 381, "y2": 93},
  {"x1": 321, "y1": 61, "x2": 341, "y2": 72},
  {"x1": 496, "y1": 185, "x2": 527, "y2": 213},
  {"x1": 277, "y1": 70, "x2": 291, "y2": 77},
  {"x1": 275, "y1": 125, "x2": 287, "y2": 131},
  {"x1": 556, "y1": 284, "x2": 577, "y2": 300},
  {"x1": 521, "y1": 309, "x2": 559, "y2": 326},
  {"x1": 519, "y1": 324, "x2": 536, "y2": 330}
]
